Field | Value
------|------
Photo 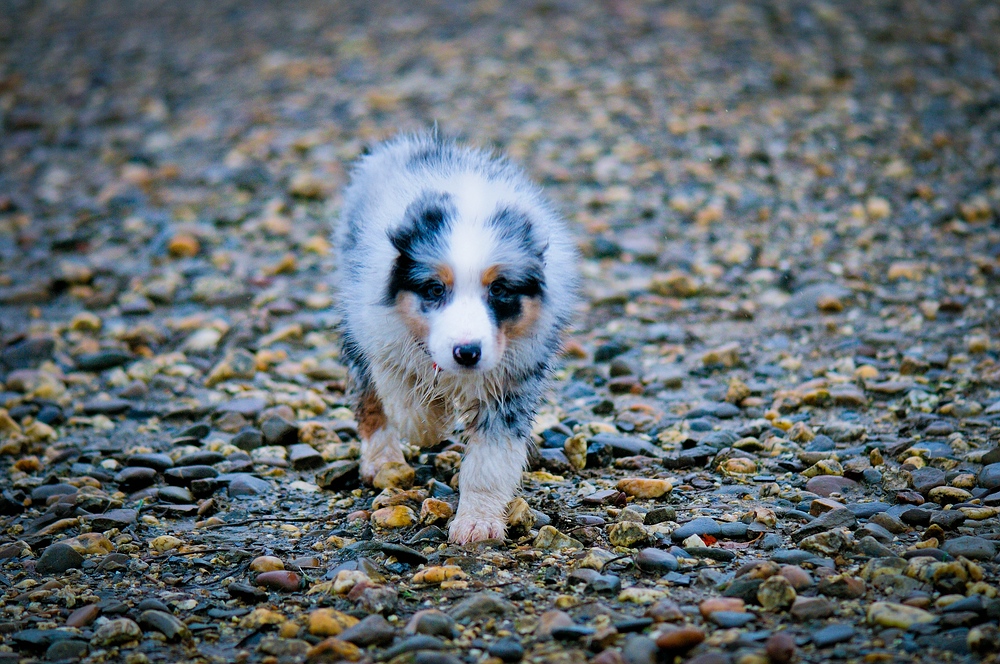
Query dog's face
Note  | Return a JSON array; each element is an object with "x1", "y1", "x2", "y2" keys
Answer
[{"x1": 384, "y1": 187, "x2": 546, "y2": 373}]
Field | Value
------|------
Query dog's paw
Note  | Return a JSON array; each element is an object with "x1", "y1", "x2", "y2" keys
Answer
[{"x1": 449, "y1": 515, "x2": 506, "y2": 544}]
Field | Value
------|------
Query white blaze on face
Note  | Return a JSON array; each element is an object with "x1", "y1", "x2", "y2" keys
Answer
[{"x1": 425, "y1": 175, "x2": 507, "y2": 372}]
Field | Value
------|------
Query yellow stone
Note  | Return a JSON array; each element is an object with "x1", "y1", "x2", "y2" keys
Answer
[
  {"x1": 650, "y1": 270, "x2": 700, "y2": 297},
  {"x1": 373, "y1": 462, "x2": 415, "y2": 490},
  {"x1": 239, "y1": 608, "x2": 285, "y2": 630},
  {"x1": 307, "y1": 638, "x2": 362, "y2": 662},
  {"x1": 24, "y1": 421, "x2": 56, "y2": 442},
  {"x1": 63, "y1": 533, "x2": 113, "y2": 555},
  {"x1": 928, "y1": 486, "x2": 972, "y2": 504},
  {"x1": 788, "y1": 422, "x2": 814, "y2": 443},
  {"x1": 332, "y1": 570, "x2": 370, "y2": 594},
  {"x1": 867, "y1": 602, "x2": 935, "y2": 629},
  {"x1": 618, "y1": 587, "x2": 666, "y2": 604},
  {"x1": 372, "y1": 488, "x2": 427, "y2": 510},
  {"x1": 702, "y1": 342, "x2": 741, "y2": 367},
  {"x1": 616, "y1": 478, "x2": 672, "y2": 499},
  {"x1": 70, "y1": 312, "x2": 102, "y2": 332},
  {"x1": 0, "y1": 409, "x2": 21, "y2": 436},
  {"x1": 506, "y1": 497, "x2": 535, "y2": 535},
  {"x1": 307, "y1": 608, "x2": 358, "y2": 637},
  {"x1": 412, "y1": 566, "x2": 467, "y2": 585},
  {"x1": 719, "y1": 458, "x2": 756, "y2": 475},
  {"x1": 371, "y1": 505, "x2": 416, "y2": 528},
  {"x1": 148, "y1": 536, "x2": 183, "y2": 553},
  {"x1": 249, "y1": 556, "x2": 284, "y2": 572},
  {"x1": 725, "y1": 376, "x2": 751, "y2": 404},
  {"x1": 167, "y1": 233, "x2": 200, "y2": 258},
  {"x1": 887, "y1": 261, "x2": 925, "y2": 281},
  {"x1": 865, "y1": 196, "x2": 891, "y2": 220},
  {"x1": 802, "y1": 459, "x2": 844, "y2": 478},
  {"x1": 277, "y1": 621, "x2": 300, "y2": 638},
  {"x1": 418, "y1": 498, "x2": 453, "y2": 525},
  {"x1": 563, "y1": 433, "x2": 588, "y2": 471},
  {"x1": 854, "y1": 364, "x2": 879, "y2": 380}
]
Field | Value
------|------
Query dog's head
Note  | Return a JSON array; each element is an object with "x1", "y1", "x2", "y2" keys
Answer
[{"x1": 384, "y1": 185, "x2": 546, "y2": 373}]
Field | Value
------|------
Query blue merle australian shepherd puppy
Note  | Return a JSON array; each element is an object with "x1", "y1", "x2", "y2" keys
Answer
[{"x1": 335, "y1": 133, "x2": 578, "y2": 544}]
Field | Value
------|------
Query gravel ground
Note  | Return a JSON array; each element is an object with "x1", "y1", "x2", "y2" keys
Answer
[{"x1": 1, "y1": 1, "x2": 1000, "y2": 663}]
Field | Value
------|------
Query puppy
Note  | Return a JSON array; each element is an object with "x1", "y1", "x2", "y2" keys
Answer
[{"x1": 334, "y1": 133, "x2": 577, "y2": 544}]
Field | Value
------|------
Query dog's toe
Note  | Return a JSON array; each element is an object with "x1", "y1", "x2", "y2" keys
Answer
[{"x1": 449, "y1": 516, "x2": 505, "y2": 544}]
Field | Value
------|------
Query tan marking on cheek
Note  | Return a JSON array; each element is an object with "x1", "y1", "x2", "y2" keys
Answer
[
  {"x1": 395, "y1": 292, "x2": 430, "y2": 340},
  {"x1": 436, "y1": 265, "x2": 454, "y2": 289},
  {"x1": 501, "y1": 297, "x2": 543, "y2": 341},
  {"x1": 357, "y1": 389, "x2": 387, "y2": 439},
  {"x1": 481, "y1": 264, "x2": 502, "y2": 287}
]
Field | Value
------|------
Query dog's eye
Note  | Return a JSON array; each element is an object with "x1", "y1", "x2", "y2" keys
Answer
[
  {"x1": 488, "y1": 281, "x2": 510, "y2": 299},
  {"x1": 421, "y1": 282, "x2": 446, "y2": 300}
]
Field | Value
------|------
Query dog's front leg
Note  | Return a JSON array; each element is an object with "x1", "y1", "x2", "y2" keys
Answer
[
  {"x1": 449, "y1": 385, "x2": 538, "y2": 544},
  {"x1": 448, "y1": 432, "x2": 527, "y2": 544}
]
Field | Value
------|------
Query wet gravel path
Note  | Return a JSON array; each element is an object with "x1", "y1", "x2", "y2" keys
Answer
[{"x1": 1, "y1": 1, "x2": 999, "y2": 663}]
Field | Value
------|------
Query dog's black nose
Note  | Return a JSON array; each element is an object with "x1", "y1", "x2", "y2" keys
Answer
[{"x1": 453, "y1": 343, "x2": 481, "y2": 367}]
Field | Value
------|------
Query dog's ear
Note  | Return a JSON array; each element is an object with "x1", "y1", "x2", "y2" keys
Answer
[{"x1": 389, "y1": 191, "x2": 454, "y2": 255}]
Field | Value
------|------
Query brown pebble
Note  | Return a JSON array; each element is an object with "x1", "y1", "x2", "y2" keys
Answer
[
  {"x1": 646, "y1": 599, "x2": 684, "y2": 622},
  {"x1": 765, "y1": 631, "x2": 796, "y2": 664},
  {"x1": 655, "y1": 626, "x2": 705, "y2": 652},
  {"x1": 255, "y1": 570, "x2": 302, "y2": 592},
  {"x1": 249, "y1": 555, "x2": 284, "y2": 572},
  {"x1": 591, "y1": 648, "x2": 626, "y2": 664},
  {"x1": 699, "y1": 597, "x2": 745, "y2": 618},
  {"x1": 779, "y1": 565, "x2": 814, "y2": 590},
  {"x1": 66, "y1": 603, "x2": 100, "y2": 627}
]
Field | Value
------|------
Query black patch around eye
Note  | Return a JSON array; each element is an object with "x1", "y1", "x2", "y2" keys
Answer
[
  {"x1": 384, "y1": 191, "x2": 455, "y2": 306},
  {"x1": 487, "y1": 273, "x2": 544, "y2": 324}
]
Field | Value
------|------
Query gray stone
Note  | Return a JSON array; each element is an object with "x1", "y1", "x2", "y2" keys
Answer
[
  {"x1": 228, "y1": 474, "x2": 271, "y2": 497},
  {"x1": 792, "y1": 508, "x2": 856, "y2": 542},
  {"x1": 941, "y1": 536, "x2": 997, "y2": 561},
  {"x1": 81, "y1": 509, "x2": 136, "y2": 531},
  {"x1": 448, "y1": 592, "x2": 513, "y2": 622},
  {"x1": 138, "y1": 610, "x2": 191, "y2": 641},
  {"x1": 261, "y1": 415, "x2": 299, "y2": 446},
  {"x1": 979, "y1": 463, "x2": 1000, "y2": 490},
  {"x1": 36, "y1": 543, "x2": 84, "y2": 574},
  {"x1": 812, "y1": 623, "x2": 855, "y2": 647},
  {"x1": 338, "y1": 614, "x2": 396, "y2": 647},
  {"x1": 288, "y1": 443, "x2": 324, "y2": 469},
  {"x1": 635, "y1": 548, "x2": 679, "y2": 574},
  {"x1": 671, "y1": 517, "x2": 721, "y2": 541}
]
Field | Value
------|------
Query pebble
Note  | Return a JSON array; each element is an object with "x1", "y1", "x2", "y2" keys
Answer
[
  {"x1": 635, "y1": 548, "x2": 679, "y2": 574},
  {"x1": 654, "y1": 626, "x2": 705, "y2": 653},
  {"x1": 66, "y1": 604, "x2": 100, "y2": 628},
  {"x1": 338, "y1": 614, "x2": 396, "y2": 646},
  {"x1": 228, "y1": 474, "x2": 271, "y2": 497},
  {"x1": 867, "y1": 602, "x2": 936, "y2": 629},
  {"x1": 448, "y1": 592, "x2": 512, "y2": 622},
  {"x1": 811, "y1": 623, "x2": 856, "y2": 647},
  {"x1": 90, "y1": 618, "x2": 142, "y2": 647},
  {"x1": 406, "y1": 609, "x2": 457, "y2": 638},
  {"x1": 36, "y1": 542, "x2": 84, "y2": 574},
  {"x1": 534, "y1": 525, "x2": 583, "y2": 549},
  {"x1": 374, "y1": 461, "x2": 416, "y2": 489},
  {"x1": 138, "y1": 610, "x2": 191, "y2": 641},
  {"x1": 255, "y1": 570, "x2": 302, "y2": 592},
  {"x1": 671, "y1": 517, "x2": 721, "y2": 541},
  {"x1": 488, "y1": 636, "x2": 525, "y2": 662},
  {"x1": 616, "y1": 477, "x2": 672, "y2": 498},
  {"x1": 757, "y1": 575, "x2": 796, "y2": 610},
  {"x1": 941, "y1": 536, "x2": 996, "y2": 561},
  {"x1": 307, "y1": 608, "x2": 358, "y2": 636}
]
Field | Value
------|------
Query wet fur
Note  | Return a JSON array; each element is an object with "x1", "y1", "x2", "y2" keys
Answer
[{"x1": 334, "y1": 132, "x2": 577, "y2": 544}]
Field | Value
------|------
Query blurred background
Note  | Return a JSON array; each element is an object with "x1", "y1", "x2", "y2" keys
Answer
[{"x1": 0, "y1": 0, "x2": 998, "y2": 356}]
